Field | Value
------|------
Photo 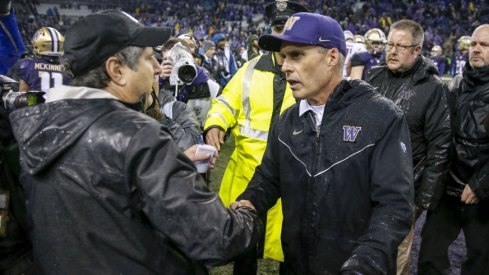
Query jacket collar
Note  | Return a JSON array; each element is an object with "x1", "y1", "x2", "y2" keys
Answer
[
  {"x1": 298, "y1": 80, "x2": 350, "y2": 117},
  {"x1": 367, "y1": 55, "x2": 437, "y2": 84},
  {"x1": 46, "y1": 85, "x2": 117, "y2": 102},
  {"x1": 462, "y1": 63, "x2": 489, "y2": 89},
  {"x1": 255, "y1": 52, "x2": 282, "y2": 74}
]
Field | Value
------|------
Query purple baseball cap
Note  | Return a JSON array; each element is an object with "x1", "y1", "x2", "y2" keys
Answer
[{"x1": 259, "y1": 12, "x2": 346, "y2": 56}]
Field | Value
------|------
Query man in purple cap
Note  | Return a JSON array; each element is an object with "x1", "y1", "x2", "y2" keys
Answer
[
  {"x1": 8, "y1": 10, "x2": 262, "y2": 274},
  {"x1": 233, "y1": 12, "x2": 414, "y2": 274}
]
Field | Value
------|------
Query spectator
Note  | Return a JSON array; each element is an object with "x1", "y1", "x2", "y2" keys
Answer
[
  {"x1": 240, "y1": 33, "x2": 260, "y2": 63},
  {"x1": 201, "y1": 40, "x2": 217, "y2": 77},
  {"x1": 212, "y1": 32, "x2": 238, "y2": 87}
]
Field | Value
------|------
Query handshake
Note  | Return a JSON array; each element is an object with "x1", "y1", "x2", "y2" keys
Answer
[{"x1": 230, "y1": 200, "x2": 256, "y2": 212}]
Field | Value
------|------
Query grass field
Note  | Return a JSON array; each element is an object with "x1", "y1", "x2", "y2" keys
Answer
[{"x1": 206, "y1": 135, "x2": 280, "y2": 275}]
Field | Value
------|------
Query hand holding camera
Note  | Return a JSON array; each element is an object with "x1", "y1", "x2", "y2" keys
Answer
[{"x1": 164, "y1": 42, "x2": 197, "y2": 86}]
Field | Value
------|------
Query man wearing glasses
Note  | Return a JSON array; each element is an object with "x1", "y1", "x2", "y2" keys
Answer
[{"x1": 367, "y1": 19, "x2": 451, "y2": 275}]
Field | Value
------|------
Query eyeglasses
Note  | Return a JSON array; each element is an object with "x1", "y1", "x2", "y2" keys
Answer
[{"x1": 385, "y1": 43, "x2": 418, "y2": 53}]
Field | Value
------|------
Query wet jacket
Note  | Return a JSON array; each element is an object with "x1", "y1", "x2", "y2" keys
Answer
[
  {"x1": 8, "y1": 85, "x2": 262, "y2": 274},
  {"x1": 158, "y1": 92, "x2": 201, "y2": 150},
  {"x1": 239, "y1": 80, "x2": 414, "y2": 275},
  {"x1": 445, "y1": 64, "x2": 489, "y2": 200},
  {"x1": 204, "y1": 54, "x2": 296, "y2": 261},
  {"x1": 367, "y1": 56, "x2": 451, "y2": 210}
]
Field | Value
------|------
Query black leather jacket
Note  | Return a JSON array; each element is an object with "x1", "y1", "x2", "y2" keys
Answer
[
  {"x1": 446, "y1": 64, "x2": 489, "y2": 200},
  {"x1": 239, "y1": 80, "x2": 414, "y2": 275},
  {"x1": 9, "y1": 86, "x2": 262, "y2": 274},
  {"x1": 367, "y1": 56, "x2": 451, "y2": 210}
]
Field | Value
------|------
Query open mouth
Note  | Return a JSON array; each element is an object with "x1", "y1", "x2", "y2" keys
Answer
[{"x1": 288, "y1": 80, "x2": 300, "y2": 89}]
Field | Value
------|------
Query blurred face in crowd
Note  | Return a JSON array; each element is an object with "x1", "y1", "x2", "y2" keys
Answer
[
  {"x1": 205, "y1": 46, "x2": 216, "y2": 58},
  {"x1": 469, "y1": 24, "x2": 489, "y2": 69},
  {"x1": 216, "y1": 39, "x2": 226, "y2": 50},
  {"x1": 386, "y1": 29, "x2": 421, "y2": 72},
  {"x1": 281, "y1": 43, "x2": 337, "y2": 105},
  {"x1": 370, "y1": 41, "x2": 385, "y2": 54},
  {"x1": 193, "y1": 54, "x2": 203, "y2": 66},
  {"x1": 181, "y1": 38, "x2": 197, "y2": 54}
]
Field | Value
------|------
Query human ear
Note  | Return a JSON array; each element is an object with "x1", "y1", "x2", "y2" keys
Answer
[
  {"x1": 105, "y1": 56, "x2": 126, "y2": 86},
  {"x1": 329, "y1": 48, "x2": 340, "y2": 66}
]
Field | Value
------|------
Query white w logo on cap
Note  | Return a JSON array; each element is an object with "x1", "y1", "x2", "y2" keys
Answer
[{"x1": 284, "y1": 16, "x2": 300, "y2": 31}]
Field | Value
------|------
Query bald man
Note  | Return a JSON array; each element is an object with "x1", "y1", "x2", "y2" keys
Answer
[{"x1": 418, "y1": 24, "x2": 489, "y2": 275}]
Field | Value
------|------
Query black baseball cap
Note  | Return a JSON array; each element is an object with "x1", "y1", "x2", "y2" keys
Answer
[
  {"x1": 265, "y1": 0, "x2": 308, "y2": 26},
  {"x1": 64, "y1": 10, "x2": 171, "y2": 77}
]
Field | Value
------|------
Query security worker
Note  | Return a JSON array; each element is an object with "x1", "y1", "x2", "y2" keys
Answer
[{"x1": 204, "y1": 1, "x2": 307, "y2": 274}]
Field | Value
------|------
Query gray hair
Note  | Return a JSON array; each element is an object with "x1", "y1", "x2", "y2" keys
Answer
[
  {"x1": 318, "y1": 46, "x2": 345, "y2": 73},
  {"x1": 64, "y1": 46, "x2": 145, "y2": 89},
  {"x1": 390, "y1": 19, "x2": 424, "y2": 47}
]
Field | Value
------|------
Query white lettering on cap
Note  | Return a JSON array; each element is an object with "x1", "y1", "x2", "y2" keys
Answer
[
  {"x1": 121, "y1": 11, "x2": 140, "y2": 24},
  {"x1": 284, "y1": 16, "x2": 300, "y2": 31}
]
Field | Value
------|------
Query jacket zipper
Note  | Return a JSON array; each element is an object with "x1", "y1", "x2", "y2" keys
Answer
[{"x1": 305, "y1": 112, "x2": 321, "y2": 269}]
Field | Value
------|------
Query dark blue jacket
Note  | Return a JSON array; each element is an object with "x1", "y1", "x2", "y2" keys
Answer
[
  {"x1": 446, "y1": 64, "x2": 489, "y2": 200},
  {"x1": 239, "y1": 80, "x2": 414, "y2": 275}
]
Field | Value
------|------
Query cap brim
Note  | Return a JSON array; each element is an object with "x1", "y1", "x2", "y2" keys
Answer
[
  {"x1": 259, "y1": 33, "x2": 313, "y2": 52},
  {"x1": 131, "y1": 27, "x2": 172, "y2": 47},
  {"x1": 259, "y1": 34, "x2": 284, "y2": 52}
]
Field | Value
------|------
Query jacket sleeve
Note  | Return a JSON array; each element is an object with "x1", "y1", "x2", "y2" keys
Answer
[
  {"x1": 124, "y1": 122, "x2": 262, "y2": 266},
  {"x1": 341, "y1": 114, "x2": 414, "y2": 275},
  {"x1": 236, "y1": 112, "x2": 283, "y2": 214},
  {"x1": 158, "y1": 92, "x2": 201, "y2": 150},
  {"x1": 203, "y1": 62, "x2": 248, "y2": 132},
  {"x1": 469, "y1": 160, "x2": 489, "y2": 200},
  {"x1": 0, "y1": 9, "x2": 25, "y2": 75},
  {"x1": 416, "y1": 81, "x2": 451, "y2": 210}
]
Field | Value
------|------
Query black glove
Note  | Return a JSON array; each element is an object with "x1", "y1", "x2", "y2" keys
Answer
[{"x1": 0, "y1": 0, "x2": 12, "y2": 16}]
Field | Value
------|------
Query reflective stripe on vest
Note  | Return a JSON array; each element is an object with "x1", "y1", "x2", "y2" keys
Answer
[{"x1": 239, "y1": 58, "x2": 269, "y2": 141}]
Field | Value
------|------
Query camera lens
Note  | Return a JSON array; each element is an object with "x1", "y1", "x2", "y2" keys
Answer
[{"x1": 178, "y1": 64, "x2": 197, "y2": 84}]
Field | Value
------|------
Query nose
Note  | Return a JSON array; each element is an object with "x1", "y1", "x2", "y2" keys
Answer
[
  {"x1": 152, "y1": 57, "x2": 162, "y2": 75},
  {"x1": 387, "y1": 45, "x2": 397, "y2": 53},
  {"x1": 281, "y1": 58, "x2": 292, "y2": 74},
  {"x1": 471, "y1": 43, "x2": 481, "y2": 54}
]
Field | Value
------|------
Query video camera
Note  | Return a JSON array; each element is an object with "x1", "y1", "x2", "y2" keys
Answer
[
  {"x1": 0, "y1": 75, "x2": 45, "y2": 111},
  {"x1": 167, "y1": 42, "x2": 197, "y2": 86}
]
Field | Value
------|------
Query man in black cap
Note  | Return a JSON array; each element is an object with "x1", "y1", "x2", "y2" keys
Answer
[
  {"x1": 8, "y1": 10, "x2": 262, "y2": 274},
  {"x1": 204, "y1": 1, "x2": 307, "y2": 274}
]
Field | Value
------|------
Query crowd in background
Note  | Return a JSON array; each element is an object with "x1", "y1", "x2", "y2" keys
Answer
[{"x1": 11, "y1": 0, "x2": 489, "y2": 71}]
